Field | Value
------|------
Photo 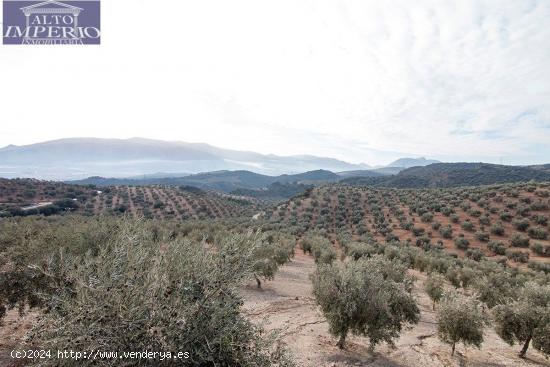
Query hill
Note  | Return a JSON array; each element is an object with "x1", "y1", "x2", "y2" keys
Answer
[
  {"x1": 0, "y1": 178, "x2": 259, "y2": 219},
  {"x1": 342, "y1": 163, "x2": 550, "y2": 188},
  {"x1": 70, "y1": 169, "x2": 339, "y2": 193},
  {"x1": 269, "y1": 181, "x2": 550, "y2": 267},
  {"x1": 0, "y1": 138, "x2": 369, "y2": 179}
]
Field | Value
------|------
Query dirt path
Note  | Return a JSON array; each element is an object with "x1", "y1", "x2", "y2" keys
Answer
[{"x1": 241, "y1": 250, "x2": 550, "y2": 367}]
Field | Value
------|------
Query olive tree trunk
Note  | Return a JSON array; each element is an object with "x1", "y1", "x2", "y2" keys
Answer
[
  {"x1": 337, "y1": 333, "x2": 347, "y2": 349},
  {"x1": 254, "y1": 274, "x2": 262, "y2": 289},
  {"x1": 519, "y1": 335, "x2": 532, "y2": 358}
]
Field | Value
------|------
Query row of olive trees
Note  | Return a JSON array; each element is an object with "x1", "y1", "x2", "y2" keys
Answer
[
  {"x1": 429, "y1": 281, "x2": 550, "y2": 358},
  {"x1": 309, "y1": 230, "x2": 550, "y2": 359}
]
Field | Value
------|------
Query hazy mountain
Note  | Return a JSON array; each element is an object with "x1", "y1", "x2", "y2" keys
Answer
[
  {"x1": 367, "y1": 167, "x2": 405, "y2": 175},
  {"x1": 70, "y1": 169, "x2": 339, "y2": 192},
  {"x1": 336, "y1": 170, "x2": 385, "y2": 178},
  {"x1": 342, "y1": 162, "x2": 550, "y2": 188},
  {"x1": 386, "y1": 157, "x2": 441, "y2": 168},
  {"x1": 0, "y1": 138, "x2": 370, "y2": 179}
]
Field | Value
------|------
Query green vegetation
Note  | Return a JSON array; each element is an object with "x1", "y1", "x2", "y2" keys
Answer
[
  {"x1": 0, "y1": 216, "x2": 297, "y2": 366},
  {"x1": 437, "y1": 293, "x2": 485, "y2": 356},
  {"x1": 494, "y1": 283, "x2": 550, "y2": 358},
  {"x1": 312, "y1": 256, "x2": 419, "y2": 350},
  {"x1": 425, "y1": 273, "x2": 445, "y2": 310},
  {"x1": 251, "y1": 232, "x2": 295, "y2": 288}
]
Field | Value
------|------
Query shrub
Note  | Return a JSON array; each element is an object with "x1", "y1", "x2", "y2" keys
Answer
[
  {"x1": 532, "y1": 215, "x2": 548, "y2": 226},
  {"x1": 500, "y1": 212, "x2": 513, "y2": 222},
  {"x1": 510, "y1": 233, "x2": 530, "y2": 248},
  {"x1": 479, "y1": 216, "x2": 491, "y2": 226},
  {"x1": 488, "y1": 241, "x2": 506, "y2": 255},
  {"x1": 475, "y1": 231, "x2": 490, "y2": 242},
  {"x1": 421, "y1": 212, "x2": 434, "y2": 223},
  {"x1": 466, "y1": 248, "x2": 485, "y2": 262},
  {"x1": 530, "y1": 242, "x2": 550, "y2": 257},
  {"x1": 439, "y1": 225, "x2": 453, "y2": 239},
  {"x1": 528, "y1": 261, "x2": 550, "y2": 274},
  {"x1": 506, "y1": 250, "x2": 530, "y2": 263},
  {"x1": 450, "y1": 214, "x2": 459, "y2": 223},
  {"x1": 412, "y1": 227, "x2": 425, "y2": 237},
  {"x1": 490, "y1": 222, "x2": 505, "y2": 236},
  {"x1": 494, "y1": 283, "x2": 550, "y2": 358},
  {"x1": 455, "y1": 237, "x2": 470, "y2": 250},
  {"x1": 461, "y1": 220, "x2": 474, "y2": 232},
  {"x1": 442, "y1": 207, "x2": 453, "y2": 216},
  {"x1": 437, "y1": 293, "x2": 485, "y2": 356},
  {"x1": 512, "y1": 219, "x2": 530, "y2": 232},
  {"x1": 312, "y1": 257, "x2": 419, "y2": 350},
  {"x1": 528, "y1": 226, "x2": 548, "y2": 240}
]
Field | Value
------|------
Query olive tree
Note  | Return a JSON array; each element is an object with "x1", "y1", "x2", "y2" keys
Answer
[
  {"x1": 473, "y1": 271, "x2": 519, "y2": 308},
  {"x1": 28, "y1": 220, "x2": 295, "y2": 367},
  {"x1": 493, "y1": 282, "x2": 550, "y2": 358},
  {"x1": 312, "y1": 256, "x2": 419, "y2": 350},
  {"x1": 251, "y1": 232, "x2": 295, "y2": 288},
  {"x1": 437, "y1": 293, "x2": 485, "y2": 356},
  {"x1": 425, "y1": 273, "x2": 446, "y2": 310},
  {"x1": 308, "y1": 236, "x2": 336, "y2": 264}
]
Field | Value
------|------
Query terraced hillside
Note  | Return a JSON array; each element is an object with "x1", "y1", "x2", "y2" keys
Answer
[
  {"x1": 85, "y1": 185, "x2": 259, "y2": 219},
  {"x1": 0, "y1": 179, "x2": 259, "y2": 220},
  {"x1": 0, "y1": 178, "x2": 97, "y2": 204},
  {"x1": 269, "y1": 182, "x2": 550, "y2": 268}
]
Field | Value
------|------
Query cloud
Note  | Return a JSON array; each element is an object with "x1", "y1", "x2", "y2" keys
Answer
[{"x1": 0, "y1": 0, "x2": 549, "y2": 165}]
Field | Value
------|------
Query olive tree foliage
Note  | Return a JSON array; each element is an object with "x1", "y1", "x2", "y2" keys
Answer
[
  {"x1": 28, "y1": 220, "x2": 295, "y2": 367},
  {"x1": 437, "y1": 293, "x2": 486, "y2": 356},
  {"x1": 301, "y1": 233, "x2": 336, "y2": 264},
  {"x1": 425, "y1": 273, "x2": 446, "y2": 310},
  {"x1": 0, "y1": 216, "x2": 121, "y2": 321},
  {"x1": 250, "y1": 232, "x2": 295, "y2": 288},
  {"x1": 311, "y1": 256, "x2": 419, "y2": 350},
  {"x1": 472, "y1": 271, "x2": 520, "y2": 308},
  {"x1": 493, "y1": 282, "x2": 550, "y2": 358}
]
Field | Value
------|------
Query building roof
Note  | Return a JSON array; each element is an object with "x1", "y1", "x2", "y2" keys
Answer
[{"x1": 20, "y1": 1, "x2": 83, "y2": 11}]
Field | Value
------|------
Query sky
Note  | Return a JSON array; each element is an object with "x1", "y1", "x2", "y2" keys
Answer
[{"x1": 0, "y1": 0, "x2": 549, "y2": 166}]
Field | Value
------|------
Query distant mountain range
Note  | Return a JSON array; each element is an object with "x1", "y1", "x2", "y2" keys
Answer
[
  {"x1": 5, "y1": 138, "x2": 547, "y2": 192},
  {"x1": 0, "y1": 138, "x2": 373, "y2": 179},
  {"x1": 0, "y1": 138, "x2": 446, "y2": 180}
]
